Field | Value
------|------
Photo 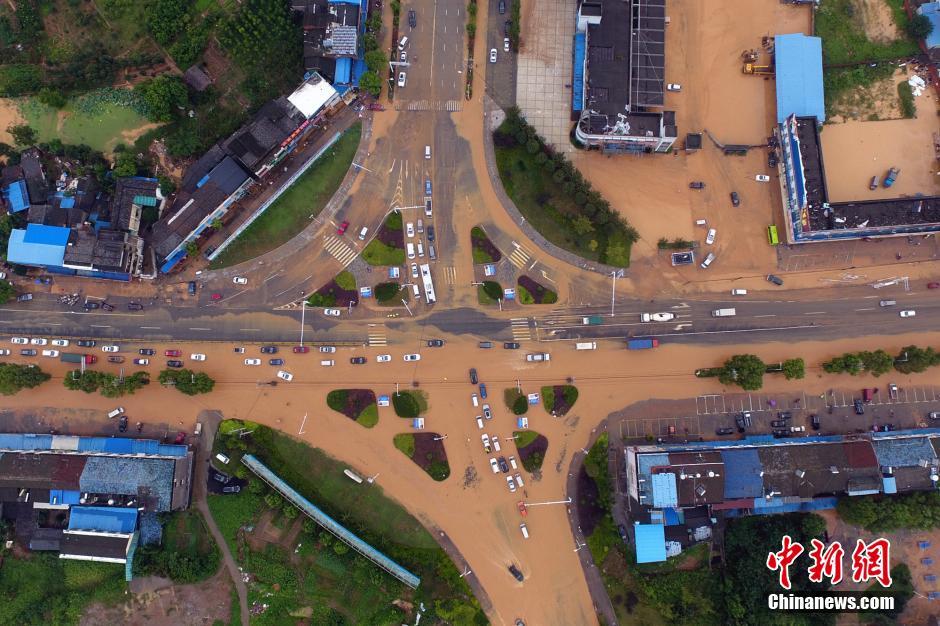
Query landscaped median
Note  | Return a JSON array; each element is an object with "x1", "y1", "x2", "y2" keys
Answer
[
  {"x1": 541, "y1": 384, "x2": 579, "y2": 416},
  {"x1": 518, "y1": 275, "x2": 557, "y2": 304},
  {"x1": 393, "y1": 433, "x2": 451, "y2": 481},
  {"x1": 513, "y1": 429, "x2": 547, "y2": 472},
  {"x1": 363, "y1": 211, "x2": 406, "y2": 266},
  {"x1": 307, "y1": 270, "x2": 358, "y2": 307},
  {"x1": 391, "y1": 389, "x2": 428, "y2": 418},
  {"x1": 327, "y1": 388, "x2": 379, "y2": 428}
]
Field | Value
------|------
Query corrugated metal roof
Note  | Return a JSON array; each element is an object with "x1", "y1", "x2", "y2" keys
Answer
[
  {"x1": 7, "y1": 227, "x2": 67, "y2": 268},
  {"x1": 918, "y1": 2, "x2": 940, "y2": 49},
  {"x1": 68, "y1": 506, "x2": 138, "y2": 533},
  {"x1": 0, "y1": 433, "x2": 187, "y2": 458},
  {"x1": 873, "y1": 436, "x2": 938, "y2": 468},
  {"x1": 651, "y1": 472, "x2": 678, "y2": 508},
  {"x1": 775, "y1": 33, "x2": 825, "y2": 123},
  {"x1": 634, "y1": 523, "x2": 667, "y2": 563},
  {"x1": 49, "y1": 489, "x2": 82, "y2": 504},
  {"x1": 2, "y1": 180, "x2": 30, "y2": 212},
  {"x1": 720, "y1": 448, "x2": 764, "y2": 499}
]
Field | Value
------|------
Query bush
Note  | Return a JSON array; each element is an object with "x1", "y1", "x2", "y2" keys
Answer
[
  {"x1": 393, "y1": 433, "x2": 415, "y2": 457},
  {"x1": 158, "y1": 369, "x2": 215, "y2": 395},
  {"x1": 503, "y1": 388, "x2": 528, "y2": 415},
  {"x1": 897, "y1": 81, "x2": 916, "y2": 119},
  {"x1": 482, "y1": 281, "x2": 502, "y2": 301},
  {"x1": 392, "y1": 391, "x2": 421, "y2": 418},
  {"x1": 374, "y1": 282, "x2": 401, "y2": 303},
  {"x1": 0, "y1": 362, "x2": 51, "y2": 395},
  {"x1": 907, "y1": 13, "x2": 934, "y2": 40}
]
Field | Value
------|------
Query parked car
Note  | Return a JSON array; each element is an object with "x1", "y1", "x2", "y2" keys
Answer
[
  {"x1": 900, "y1": 310, "x2": 916, "y2": 318},
  {"x1": 854, "y1": 399, "x2": 865, "y2": 415},
  {"x1": 260, "y1": 346, "x2": 278, "y2": 354},
  {"x1": 83, "y1": 301, "x2": 99, "y2": 310},
  {"x1": 427, "y1": 339, "x2": 445, "y2": 347},
  {"x1": 165, "y1": 349, "x2": 182, "y2": 357},
  {"x1": 730, "y1": 191, "x2": 740, "y2": 207},
  {"x1": 377, "y1": 354, "x2": 392, "y2": 363},
  {"x1": 766, "y1": 274, "x2": 784, "y2": 286},
  {"x1": 188, "y1": 281, "x2": 197, "y2": 295},
  {"x1": 427, "y1": 225, "x2": 435, "y2": 242},
  {"x1": 10, "y1": 337, "x2": 28, "y2": 345},
  {"x1": 269, "y1": 358, "x2": 285, "y2": 366},
  {"x1": 929, "y1": 412, "x2": 940, "y2": 420},
  {"x1": 489, "y1": 48, "x2": 497, "y2": 63},
  {"x1": 233, "y1": 276, "x2": 248, "y2": 285},
  {"x1": 77, "y1": 340, "x2": 96, "y2": 347},
  {"x1": 337, "y1": 220, "x2": 350, "y2": 235},
  {"x1": 397, "y1": 72, "x2": 406, "y2": 88},
  {"x1": 139, "y1": 348, "x2": 155, "y2": 355},
  {"x1": 928, "y1": 282, "x2": 940, "y2": 289},
  {"x1": 469, "y1": 368, "x2": 478, "y2": 384},
  {"x1": 16, "y1": 293, "x2": 32, "y2": 302},
  {"x1": 107, "y1": 356, "x2": 124, "y2": 364},
  {"x1": 689, "y1": 181, "x2": 705, "y2": 189},
  {"x1": 641, "y1": 312, "x2": 675, "y2": 323},
  {"x1": 408, "y1": 8, "x2": 416, "y2": 27},
  {"x1": 525, "y1": 353, "x2": 551, "y2": 362},
  {"x1": 244, "y1": 359, "x2": 261, "y2": 366},
  {"x1": 503, "y1": 342, "x2": 520, "y2": 349},
  {"x1": 19, "y1": 349, "x2": 36, "y2": 356},
  {"x1": 277, "y1": 370, "x2": 293, "y2": 382},
  {"x1": 119, "y1": 416, "x2": 128, "y2": 433},
  {"x1": 497, "y1": 457, "x2": 509, "y2": 473},
  {"x1": 489, "y1": 458, "x2": 499, "y2": 473},
  {"x1": 323, "y1": 308, "x2": 341, "y2": 317},
  {"x1": 127, "y1": 302, "x2": 143, "y2": 311},
  {"x1": 101, "y1": 345, "x2": 119, "y2": 352},
  {"x1": 479, "y1": 383, "x2": 488, "y2": 398},
  {"x1": 292, "y1": 346, "x2": 310, "y2": 354},
  {"x1": 811, "y1": 415, "x2": 821, "y2": 430},
  {"x1": 504, "y1": 37, "x2": 510, "y2": 52},
  {"x1": 41, "y1": 349, "x2": 59, "y2": 358},
  {"x1": 403, "y1": 353, "x2": 421, "y2": 362},
  {"x1": 166, "y1": 360, "x2": 183, "y2": 368},
  {"x1": 0, "y1": 350, "x2": 10, "y2": 356},
  {"x1": 30, "y1": 338, "x2": 47, "y2": 345},
  {"x1": 190, "y1": 353, "x2": 206, "y2": 361},
  {"x1": 506, "y1": 475, "x2": 517, "y2": 492},
  {"x1": 666, "y1": 83, "x2": 681, "y2": 91},
  {"x1": 350, "y1": 357, "x2": 367, "y2": 364},
  {"x1": 508, "y1": 564, "x2": 524, "y2": 582},
  {"x1": 770, "y1": 419, "x2": 788, "y2": 428},
  {"x1": 51, "y1": 339, "x2": 69, "y2": 347},
  {"x1": 716, "y1": 427, "x2": 735, "y2": 436},
  {"x1": 134, "y1": 358, "x2": 149, "y2": 366},
  {"x1": 222, "y1": 485, "x2": 241, "y2": 494},
  {"x1": 482, "y1": 434, "x2": 492, "y2": 454},
  {"x1": 319, "y1": 346, "x2": 336, "y2": 353},
  {"x1": 102, "y1": 302, "x2": 115, "y2": 312},
  {"x1": 498, "y1": 0, "x2": 505, "y2": 13},
  {"x1": 755, "y1": 174, "x2": 771, "y2": 182}
]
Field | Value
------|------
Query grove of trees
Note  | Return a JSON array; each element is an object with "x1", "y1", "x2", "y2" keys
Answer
[
  {"x1": 158, "y1": 369, "x2": 215, "y2": 395},
  {"x1": 0, "y1": 362, "x2": 50, "y2": 395}
]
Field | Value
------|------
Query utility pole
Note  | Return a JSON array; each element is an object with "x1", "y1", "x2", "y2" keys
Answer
[
  {"x1": 401, "y1": 298, "x2": 413, "y2": 317},
  {"x1": 298, "y1": 412, "x2": 308, "y2": 435},
  {"x1": 299, "y1": 300, "x2": 307, "y2": 347},
  {"x1": 610, "y1": 269, "x2": 623, "y2": 316}
]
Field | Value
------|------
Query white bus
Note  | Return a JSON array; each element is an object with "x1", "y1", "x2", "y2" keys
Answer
[{"x1": 420, "y1": 263, "x2": 436, "y2": 304}]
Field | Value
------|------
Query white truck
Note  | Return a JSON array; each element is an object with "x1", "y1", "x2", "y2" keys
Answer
[
  {"x1": 575, "y1": 342, "x2": 597, "y2": 350},
  {"x1": 712, "y1": 308, "x2": 737, "y2": 317}
]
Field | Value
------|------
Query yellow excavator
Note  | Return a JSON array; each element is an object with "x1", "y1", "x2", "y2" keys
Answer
[{"x1": 743, "y1": 63, "x2": 774, "y2": 76}]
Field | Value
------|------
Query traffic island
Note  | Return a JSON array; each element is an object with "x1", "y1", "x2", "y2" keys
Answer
[
  {"x1": 513, "y1": 430, "x2": 547, "y2": 472},
  {"x1": 374, "y1": 281, "x2": 404, "y2": 306},
  {"x1": 326, "y1": 389, "x2": 379, "y2": 428},
  {"x1": 503, "y1": 388, "x2": 529, "y2": 415},
  {"x1": 541, "y1": 384, "x2": 579, "y2": 416},
  {"x1": 307, "y1": 270, "x2": 358, "y2": 307},
  {"x1": 477, "y1": 280, "x2": 503, "y2": 305},
  {"x1": 470, "y1": 226, "x2": 502, "y2": 263},
  {"x1": 392, "y1": 390, "x2": 428, "y2": 418},
  {"x1": 517, "y1": 275, "x2": 557, "y2": 304},
  {"x1": 393, "y1": 433, "x2": 451, "y2": 481},
  {"x1": 363, "y1": 212, "x2": 406, "y2": 266}
]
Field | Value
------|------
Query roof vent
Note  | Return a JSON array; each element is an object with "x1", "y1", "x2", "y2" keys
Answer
[{"x1": 795, "y1": 469, "x2": 806, "y2": 479}]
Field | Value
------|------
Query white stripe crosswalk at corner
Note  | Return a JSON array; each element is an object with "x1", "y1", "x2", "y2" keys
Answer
[
  {"x1": 396, "y1": 100, "x2": 463, "y2": 112},
  {"x1": 508, "y1": 244, "x2": 531, "y2": 268},
  {"x1": 323, "y1": 236, "x2": 357, "y2": 266},
  {"x1": 368, "y1": 332, "x2": 387, "y2": 346},
  {"x1": 443, "y1": 266, "x2": 457, "y2": 285},
  {"x1": 510, "y1": 317, "x2": 531, "y2": 341}
]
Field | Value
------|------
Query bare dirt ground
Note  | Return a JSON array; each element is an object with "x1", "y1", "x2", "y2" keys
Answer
[
  {"x1": 10, "y1": 330, "x2": 940, "y2": 625},
  {"x1": 0, "y1": 98, "x2": 25, "y2": 145},
  {"x1": 822, "y1": 81, "x2": 940, "y2": 202},
  {"x1": 828, "y1": 68, "x2": 906, "y2": 122},
  {"x1": 853, "y1": 0, "x2": 901, "y2": 43},
  {"x1": 82, "y1": 571, "x2": 233, "y2": 626}
]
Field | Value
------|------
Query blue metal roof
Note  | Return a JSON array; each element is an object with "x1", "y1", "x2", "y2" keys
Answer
[
  {"x1": 0, "y1": 433, "x2": 187, "y2": 457},
  {"x1": 49, "y1": 489, "x2": 81, "y2": 505},
  {"x1": 725, "y1": 497, "x2": 838, "y2": 517},
  {"x1": 81, "y1": 457, "x2": 176, "y2": 512},
  {"x1": 159, "y1": 249, "x2": 187, "y2": 273},
  {"x1": 774, "y1": 33, "x2": 825, "y2": 123},
  {"x1": 336, "y1": 57, "x2": 352, "y2": 86},
  {"x1": 720, "y1": 448, "x2": 764, "y2": 499},
  {"x1": 24, "y1": 223, "x2": 71, "y2": 246},
  {"x1": 58, "y1": 195, "x2": 75, "y2": 209},
  {"x1": 2, "y1": 180, "x2": 29, "y2": 212},
  {"x1": 883, "y1": 476, "x2": 898, "y2": 494},
  {"x1": 573, "y1": 33, "x2": 586, "y2": 112},
  {"x1": 634, "y1": 523, "x2": 667, "y2": 563},
  {"x1": 919, "y1": 2, "x2": 940, "y2": 49},
  {"x1": 651, "y1": 473, "x2": 678, "y2": 508},
  {"x1": 873, "y1": 436, "x2": 938, "y2": 468},
  {"x1": 7, "y1": 226, "x2": 67, "y2": 268},
  {"x1": 68, "y1": 506, "x2": 138, "y2": 534},
  {"x1": 663, "y1": 508, "x2": 682, "y2": 526}
]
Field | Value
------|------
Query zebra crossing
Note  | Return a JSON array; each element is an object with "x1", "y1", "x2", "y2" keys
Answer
[
  {"x1": 396, "y1": 100, "x2": 463, "y2": 112},
  {"x1": 510, "y1": 317, "x2": 531, "y2": 341},
  {"x1": 442, "y1": 266, "x2": 457, "y2": 285},
  {"x1": 508, "y1": 242, "x2": 531, "y2": 269},
  {"x1": 368, "y1": 332, "x2": 387, "y2": 347},
  {"x1": 323, "y1": 236, "x2": 357, "y2": 266}
]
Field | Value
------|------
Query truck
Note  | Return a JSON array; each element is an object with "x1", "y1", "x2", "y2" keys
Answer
[
  {"x1": 60, "y1": 352, "x2": 96, "y2": 365},
  {"x1": 712, "y1": 308, "x2": 737, "y2": 317},
  {"x1": 627, "y1": 338, "x2": 659, "y2": 350},
  {"x1": 582, "y1": 316, "x2": 603, "y2": 325},
  {"x1": 575, "y1": 342, "x2": 597, "y2": 350},
  {"x1": 883, "y1": 167, "x2": 900, "y2": 188}
]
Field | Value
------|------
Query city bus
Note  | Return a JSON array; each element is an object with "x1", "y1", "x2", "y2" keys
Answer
[{"x1": 767, "y1": 225, "x2": 779, "y2": 246}]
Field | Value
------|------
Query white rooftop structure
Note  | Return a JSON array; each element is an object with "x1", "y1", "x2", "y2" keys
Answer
[{"x1": 288, "y1": 73, "x2": 339, "y2": 119}]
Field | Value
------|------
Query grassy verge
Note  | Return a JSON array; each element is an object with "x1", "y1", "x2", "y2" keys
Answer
[
  {"x1": 208, "y1": 421, "x2": 483, "y2": 623},
  {"x1": 897, "y1": 81, "x2": 916, "y2": 118},
  {"x1": 363, "y1": 239, "x2": 406, "y2": 265},
  {"x1": 504, "y1": 388, "x2": 528, "y2": 414},
  {"x1": 394, "y1": 433, "x2": 415, "y2": 457},
  {"x1": 477, "y1": 280, "x2": 502, "y2": 305},
  {"x1": 210, "y1": 122, "x2": 362, "y2": 268},
  {"x1": 134, "y1": 509, "x2": 221, "y2": 583},
  {"x1": 392, "y1": 390, "x2": 428, "y2": 417}
]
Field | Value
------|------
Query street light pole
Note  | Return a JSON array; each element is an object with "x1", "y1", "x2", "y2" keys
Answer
[{"x1": 299, "y1": 300, "x2": 307, "y2": 347}]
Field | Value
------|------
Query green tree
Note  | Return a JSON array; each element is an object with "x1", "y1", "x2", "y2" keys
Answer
[
  {"x1": 146, "y1": 0, "x2": 190, "y2": 46},
  {"x1": 0, "y1": 362, "x2": 50, "y2": 395},
  {"x1": 907, "y1": 13, "x2": 934, "y2": 40},
  {"x1": 0, "y1": 280, "x2": 14, "y2": 305},
  {"x1": 138, "y1": 75, "x2": 189, "y2": 123},
  {"x1": 0, "y1": 65, "x2": 42, "y2": 97},
  {"x1": 184, "y1": 241, "x2": 199, "y2": 257},
  {"x1": 604, "y1": 241, "x2": 630, "y2": 267},
  {"x1": 895, "y1": 345, "x2": 940, "y2": 374},
  {"x1": 364, "y1": 49, "x2": 386, "y2": 74},
  {"x1": 718, "y1": 354, "x2": 766, "y2": 390},
  {"x1": 264, "y1": 492, "x2": 283, "y2": 509},
  {"x1": 572, "y1": 215, "x2": 594, "y2": 236},
  {"x1": 282, "y1": 504, "x2": 299, "y2": 520},
  {"x1": 332, "y1": 541, "x2": 349, "y2": 555},
  {"x1": 6, "y1": 123, "x2": 37, "y2": 147},
  {"x1": 781, "y1": 358, "x2": 805, "y2": 380},
  {"x1": 158, "y1": 369, "x2": 215, "y2": 395},
  {"x1": 36, "y1": 87, "x2": 67, "y2": 109},
  {"x1": 113, "y1": 151, "x2": 137, "y2": 178},
  {"x1": 157, "y1": 175, "x2": 176, "y2": 196},
  {"x1": 860, "y1": 349, "x2": 893, "y2": 377},
  {"x1": 358, "y1": 71, "x2": 382, "y2": 98}
]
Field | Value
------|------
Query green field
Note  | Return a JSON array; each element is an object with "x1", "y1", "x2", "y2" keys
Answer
[
  {"x1": 134, "y1": 510, "x2": 221, "y2": 583},
  {"x1": 210, "y1": 122, "x2": 362, "y2": 269},
  {"x1": 17, "y1": 98, "x2": 153, "y2": 153},
  {"x1": 207, "y1": 420, "x2": 485, "y2": 624}
]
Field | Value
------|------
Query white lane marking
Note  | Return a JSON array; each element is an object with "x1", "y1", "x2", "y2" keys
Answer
[
  {"x1": 90, "y1": 324, "x2": 110, "y2": 328},
  {"x1": 140, "y1": 326, "x2": 161, "y2": 329},
  {"x1": 753, "y1": 314, "x2": 776, "y2": 318},
  {"x1": 189, "y1": 327, "x2": 212, "y2": 331},
  {"x1": 855, "y1": 308, "x2": 875, "y2": 311},
  {"x1": 804, "y1": 311, "x2": 827, "y2": 315}
]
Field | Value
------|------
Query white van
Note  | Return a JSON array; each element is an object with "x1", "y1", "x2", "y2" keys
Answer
[
  {"x1": 215, "y1": 453, "x2": 230, "y2": 465},
  {"x1": 879, "y1": 300, "x2": 896, "y2": 307},
  {"x1": 194, "y1": 422, "x2": 203, "y2": 436},
  {"x1": 411, "y1": 284, "x2": 420, "y2": 297},
  {"x1": 320, "y1": 359, "x2": 335, "y2": 367},
  {"x1": 520, "y1": 523, "x2": 529, "y2": 539},
  {"x1": 358, "y1": 226, "x2": 368, "y2": 240},
  {"x1": 575, "y1": 342, "x2": 597, "y2": 350},
  {"x1": 398, "y1": 36, "x2": 409, "y2": 50},
  {"x1": 425, "y1": 199, "x2": 432, "y2": 216},
  {"x1": 700, "y1": 252, "x2": 716, "y2": 269},
  {"x1": 731, "y1": 289, "x2": 748, "y2": 295},
  {"x1": 424, "y1": 145, "x2": 431, "y2": 159},
  {"x1": 471, "y1": 393, "x2": 480, "y2": 407},
  {"x1": 417, "y1": 242, "x2": 425, "y2": 257},
  {"x1": 107, "y1": 407, "x2": 125, "y2": 419},
  {"x1": 406, "y1": 242, "x2": 416, "y2": 259}
]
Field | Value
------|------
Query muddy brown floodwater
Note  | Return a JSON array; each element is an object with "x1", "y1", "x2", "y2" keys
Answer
[{"x1": 8, "y1": 329, "x2": 940, "y2": 625}]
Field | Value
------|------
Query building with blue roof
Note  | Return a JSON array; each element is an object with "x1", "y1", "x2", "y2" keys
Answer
[
  {"x1": 773, "y1": 33, "x2": 825, "y2": 124},
  {"x1": 917, "y1": 2, "x2": 940, "y2": 51},
  {"x1": 634, "y1": 523, "x2": 667, "y2": 563},
  {"x1": 2, "y1": 180, "x2": 30, "y2": 213},
  {"x1": 6, "y1": 223, "x2": 69, "y2": 269}
]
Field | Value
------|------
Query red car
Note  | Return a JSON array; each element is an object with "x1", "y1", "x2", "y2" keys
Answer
[
  {"x1": 211, "y1": 293, "x2": 222, "y2": 300},
  {"x1": 929, "y1": 282, "x2": 940, "y2": 289},
  {"x1": 164, "y1": 349, "x2": 182, "y2": 357},
  {"x1": 173, "y1": 431, "x2": 186, "y2": 445},
  {"x1": 337, "y1": 220, "x2": 350, "y2": 235},
  {"x1": 292, "y1": 346, "x2": 310, "y2": 354}
]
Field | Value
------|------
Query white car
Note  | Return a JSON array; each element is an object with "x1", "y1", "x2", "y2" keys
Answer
[
  {"x1": 476, "y1": 416, "x2": 484, "y2": 429},
  {"x1": 489, "y1": 48, "x2": 497, "y2": 63},
  {"x1": 323, "y1": 308, "x2": 341, "y2": 317},
  {"x1": 399, "y1": 51, "x2": 407, "y2": 62},
  {"x1": 244, "y1": 358, "x2": 262, "y2": 366},
  {"x1": 11, "y1": 337, "x2": 28, "y2": 345},
  {"x1": 900, "y1": 310, "x2": 916, "y2": 318},
  {"x1": 51, "y1": 339, "x2": 69, "y2": 347},
  {"x1": 641, "y1": 312, "x2": 675, "y2": 323},
  {"x1": 397, "y1": 72, "x2": 406, "y2": 87},
  {"x1": 482, "y1": 434, "x2": 492, "y2": 453},
  {"x1": 411, "y1": 263, "x2": 419, "y2": 279},
  {"x1": 666, "y1": 83, "x2": 682, "y2": 91},
  {"x1": 377, "y1": 354, "x2": 392, "y2": 363},
  {"x1": 403, "y1": 353, "x2": 421, "y2": 362},
  {"x1": 506, "y1": 475, "x2": 517, "y2": 493},
  {"x1": 233, "y1": 276, "x2": 248, "y2": 285},
  {"x1": 406, "y1": 222, "x2": 415, "y2": 238},
  {"x1": 101, "y1": 345, "x2": 119, "y2": 353},
  {"x1": 503, "y1": 37, "x2": 510, "y2": 52},
  {"x1": 0, "y1": 349, "x2": 10, "y2": 356},
  {"x1": 492, "y1": 437, "x2": 501, "y2": 452},
  {"x1": 706, "y1": 228, "x2": 716, "y2": 245},
  {"x1": 319, "y1": 346, "x2": 336, "y2": 353},
  {"x1": 755, "y1": 174, "x2": 770, "y2": 182},
  {"x1": 489, "y1": 458, "x2": 500, "y2": 474},
  {"x1": 277, "y1": 370, "x2": 294, "y2": 382},
  {"x1": 190, "y1": 353, "x2": 206, "y2": 361},
  {"x1": 41, "y1": 349, "x2": 59, "y2": 358},
  {"x1": 509, "y1": 456, "x2": 518, "y2": 470},
  {"x1": 30, "y1": 338, "x2": 48, "y2": 346},
  {"x1": 482, "y1": 403, "x2": 492, "y2": 419}
]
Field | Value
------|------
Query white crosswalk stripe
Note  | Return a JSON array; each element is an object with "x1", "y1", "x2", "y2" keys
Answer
[
  {"x1": 368, "y1": 333, "x2": 387, "y2": 347},
  {"x1": 443, "y1": 266, "x2": 457, "y2": 285},
  {"x1": 510, "y1": 317, "x2": 531, "y2": 341},
  {"x1": 508, "y1": 243, "x2": 531, "y2": 269},
  {"x1": 396, "y1": 100, "x2": 463, "y2": 112},
  {"x1": 323, "y1": 236, "x2": 357, "y2": 266}
]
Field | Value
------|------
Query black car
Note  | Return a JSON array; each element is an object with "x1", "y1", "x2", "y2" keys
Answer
[
  {"x1": 213, "y1": 472, "x2": 232, "y2": 484},
  {"x1": 261, "y1": 346, "x2": 278, "y2": 354},
  {"x1": 350, "y1": 357, "x2": 367, "y2": 365},
  {"x1": 503, "y1": 342, "x2": 520, "y2": 349},
  {"x1": 127, "y1": 302, "x2": 143, "y2": 311},
  {"x1": 269, "y1": 358, "x2": 285, "y2": 366},
  {"x1": 811, "y1": 415, "x2": 821, "y2": 430},
  {"x1": 222, "y1": 485, "x2": 241, "y2": 494},
  {"x1": 166, "y1": 360, "x2": 184, "y2": 368},
  {"x1": 83, "y1": 301, "x2": 99, "y2": 310},
  {"x1": 77, "y1": 339, "x2": 96, "y2": 347},
  {"x1": 768, "y1": 152, "x2": 778, "y2": 168},
  {"x1": 497, "y1": 456, "x2": 509, "y2": 473},
  {"x1": 427, "y1": 339, "x2": 445, "y2": 347},
  {"x1": 188, "y1": 281, "x2": 197, "y2": 296},
  {"x1": 716, "y1": 427, "x2": 735, "y2": 436},
  {"x1": 498, "y1": 0, "x2": 505, "y2": 13},
  {"x1": 508, "y1": 564, "x2": 524, "y2": 582},
  {"x1": 469, "y1": 368, "x2": 478, "y2": 384},
  {"x1": 16, "y1": 293, "x2": 32, "y2": 302},
  {"x1": 730, "y1": 191, "x2": 740, "y2": 207},
  {"x1": 102, "y1": 302, "x2": 115, "y2": 312},
  {"x1": 770, "y1": 419, "x2": 788, "y2": 428},
  {"x1": 735, "y1": 412, "x2": 752, "y2": 431},
  {"x1": 766, "y1": 274, "x2": 784, "y2": 286},
  {"x1": 427, "y1": 225, "x2": 435, "y2": 242},
  {"x1": 119, "y1": 416, "x2": 128, "y2": 433},
  {"x1": 777, "y1": 411, "x2": 792, "y2": 420},
  {"x1": 139, "y1": 348, "x2": 155, "y2": 356},
  {"x1": 689, "y1": 181, "x2": 705, "y2": 189},
  {"x1": 854, "y1": 399, "x2": 865, "y2": 415},
  {"x1": 20, "y1": 349, "x2": 36, "y2": 356},
  {"x1": 772, "y1": 429, "x2": 789, "y2": 438},
  {"x1": 504, "y1": 19, "x2": 511, "y2": 36},
  {"x1": 408, "y1": 9, "x2": 416, "y2": 27},
  {"x1": 617, "y1": 524, "x2": 628, "y2": 542}
]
